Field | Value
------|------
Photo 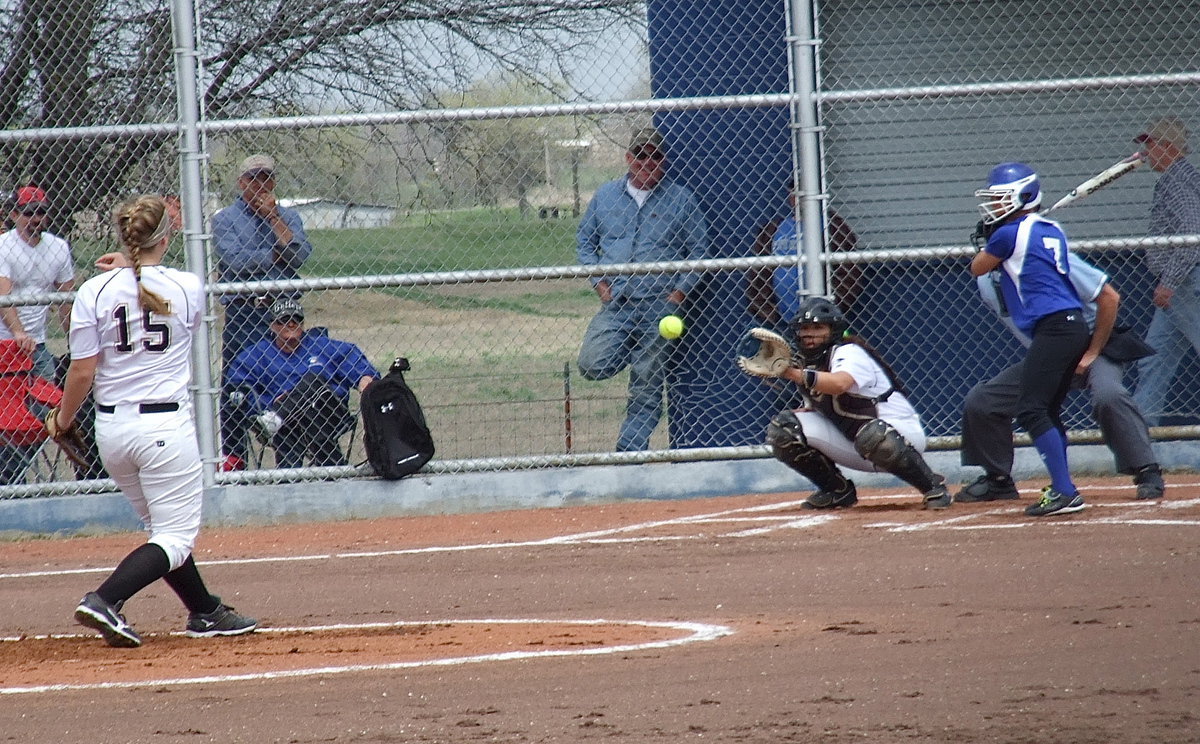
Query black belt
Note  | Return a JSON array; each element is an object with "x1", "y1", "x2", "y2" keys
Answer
[{"x1": 96, "y1": 402, "x2": 180, "y2": 414}]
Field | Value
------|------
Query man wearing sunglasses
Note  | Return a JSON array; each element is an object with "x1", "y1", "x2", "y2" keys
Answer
[
  {"x1": 0, "y1": 186, "x2": 74, "y2": 380},
  {"x1": 0, "y1": 185, "x2": 76, "y2": 483},
  {"x1": 213, "y1": 154, "x2": 313, "y2": 472},
  {"x1": 213, "y1": 153, "x2": 313, "y2": 368},
  {"x1": 576, "y1": 127, "x2": 710, "y2": 451}
]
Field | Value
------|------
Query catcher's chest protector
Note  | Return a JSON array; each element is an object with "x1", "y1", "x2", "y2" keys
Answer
[{"x1": 361, "y1": 359, "x2": 435, "y2": 479}]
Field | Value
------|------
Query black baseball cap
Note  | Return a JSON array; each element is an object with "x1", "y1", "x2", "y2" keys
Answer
[{"x1": 269, "y1": 298, "x2": 304, "y2": 323}]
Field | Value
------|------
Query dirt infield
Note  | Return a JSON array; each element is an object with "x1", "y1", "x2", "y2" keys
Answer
[{"x1": 2, "y1": 474, "x2": 1199, "y2": 743}]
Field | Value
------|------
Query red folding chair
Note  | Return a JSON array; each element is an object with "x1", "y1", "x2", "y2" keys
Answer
[{"x1": 0, "y1": 340, "x2": 63, "y2": 448}]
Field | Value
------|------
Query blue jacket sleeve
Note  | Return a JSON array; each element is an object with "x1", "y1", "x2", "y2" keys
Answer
[
  {"x1": 213, "y1": 205, "x2": 272, "y2": 275},
  {"x1": 276, "y1": 207, "x2": 313, "y2": 272},
  {"x1": 333, "y1": 342, "x2": 378, "y2": 393},
  {"x1": 576, "y1": 197, "x2": 603, "y2": 288},
  {"x1": 225, "y1": 346, "x2": 272, "y2": 412}
]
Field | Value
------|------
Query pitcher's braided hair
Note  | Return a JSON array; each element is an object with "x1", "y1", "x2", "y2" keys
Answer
[{"x1": 113, "y1": 195, "x2": 172, "y2": 316}]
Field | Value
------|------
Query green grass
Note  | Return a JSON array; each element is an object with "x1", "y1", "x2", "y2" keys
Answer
[
  {"x1": 305, "y1": 207, "x2": 580, "y2": 276},
  {"x1": 69, "y1": 205, "x2": 581, "y2": 280},
  {"x1": 383, "y1": 285, "x2": 596, "y2": 317}
]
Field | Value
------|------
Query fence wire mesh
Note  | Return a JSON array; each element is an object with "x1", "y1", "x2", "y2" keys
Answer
[{"x1": 1, "y1": 0, "x2": 1198, "y2": 498}]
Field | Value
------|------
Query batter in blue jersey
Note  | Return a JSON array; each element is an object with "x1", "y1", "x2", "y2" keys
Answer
[{"x1": 969, "y1": 162, "x2": 1113, "y2": 517}]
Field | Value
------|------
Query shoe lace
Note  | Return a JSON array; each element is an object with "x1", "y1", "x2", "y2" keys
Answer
[{"x1": 1035, "y1": 487, "x2": 1056, "y2": 507}]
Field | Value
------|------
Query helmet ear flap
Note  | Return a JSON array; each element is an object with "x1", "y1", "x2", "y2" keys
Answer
[{"x1": 976, "y1": 162, "x2": 1041, "y2": 224}]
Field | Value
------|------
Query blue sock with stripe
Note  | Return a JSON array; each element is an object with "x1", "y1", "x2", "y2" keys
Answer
[{"x1": 1032, "y1": 428, "x2": 1075, "y2": 495}]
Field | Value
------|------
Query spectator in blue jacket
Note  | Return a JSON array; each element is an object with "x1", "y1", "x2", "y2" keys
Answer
[
  {"x1": 576, "y1": 127, "x2": 710, "y2": 451},
  {"x1": 223, "y1": 299, "x2": 377, "y2": 469},
  {"x1": 213, "y1": 154, "x2": 313, "y2": 366}
]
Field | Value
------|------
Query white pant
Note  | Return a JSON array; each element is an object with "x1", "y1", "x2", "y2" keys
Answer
[
  {"x1": 794, "y1": 410, "x2": 927, "y2": 473},
  {"x1": 96, "y1": 403, "x2": 202, "y2": 570}
]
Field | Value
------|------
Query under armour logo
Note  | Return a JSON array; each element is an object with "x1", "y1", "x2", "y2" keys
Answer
[
  {"x1": 155, "y1": 440, "x2": 165, "y2": 447},
  {"x1": 1066, "y1": 314, "x2": 1077, "y2": 321},
  {"x1": 380, "y1": 402, "x2": 394, "y2": 413}
]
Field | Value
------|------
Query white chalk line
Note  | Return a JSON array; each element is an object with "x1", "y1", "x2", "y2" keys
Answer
[
  {"x1": 866, "y1": 495, "x2": 1200, "y2": 532},
  {"x1": 0, "y1": 617, "x2": 734, "y2": 696},
  {"x1": 3, "y1": 490, "x2": 1198, "y2": 581},
  {"x1": 0, "y1": 497, "x2": 816, "y2": 580}
]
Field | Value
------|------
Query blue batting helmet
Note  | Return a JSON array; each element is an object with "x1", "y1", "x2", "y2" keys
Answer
[{"x1": 975, "y1": 162, "x2": 1042, "y2": 224}]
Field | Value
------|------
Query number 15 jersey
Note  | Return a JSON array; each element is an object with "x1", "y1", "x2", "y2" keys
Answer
[{"x1": 69, "y1": 266, "x2": 203, "y2": 406}]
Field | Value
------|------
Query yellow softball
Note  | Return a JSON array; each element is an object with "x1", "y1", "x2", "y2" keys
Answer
[{"x1": 659, "y1": 314, "x2": 684, "y2": 339}]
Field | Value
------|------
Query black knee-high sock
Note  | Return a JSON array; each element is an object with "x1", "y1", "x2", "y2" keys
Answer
[
  {"x1": 162, "y1": 556, "x2": 219, "y2": 614},
  {"x1": 96, "y1": 543, "x2": 171, "y2": 605}
]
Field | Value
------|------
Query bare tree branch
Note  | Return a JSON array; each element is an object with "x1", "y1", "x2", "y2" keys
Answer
[{"x1": 0, "y1": 0, "x2": 644, "y2": 222}]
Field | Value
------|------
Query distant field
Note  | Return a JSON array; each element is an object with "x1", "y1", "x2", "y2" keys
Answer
[
  {"x1": 299, "y1": 208, "x2": 656, "y2": 460},
  {"x1": 305, "y1": 207, "x2": 582, "y2": 276},
  {"x1": 43, "y1": 206, "x2": 664, "y2": 472}
]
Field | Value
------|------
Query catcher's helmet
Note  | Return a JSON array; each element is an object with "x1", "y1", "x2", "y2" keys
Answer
[
  {"x1": 790, "y1": 297, "x2": 849, "y2": 366},
  {"x1": 975, "y1": 162, "x2": 1041, "y2": 225}
]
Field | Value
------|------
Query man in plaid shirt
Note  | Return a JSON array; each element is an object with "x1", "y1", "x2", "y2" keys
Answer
[{"x1": 1131, "y1": 116, "x2": 1200, "y2": 425}]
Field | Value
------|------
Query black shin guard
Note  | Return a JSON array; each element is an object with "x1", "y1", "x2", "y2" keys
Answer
[
  {"x1": 853, "y1": 419, "x2": 944, "y2": 493},
  {"x1": 768, "y1": 410, "x2": 853, "y2": 494}
]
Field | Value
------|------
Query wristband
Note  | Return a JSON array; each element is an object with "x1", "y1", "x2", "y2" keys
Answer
[{"x1": 802, "y1": 369, "x2": 818, "y2": 389}]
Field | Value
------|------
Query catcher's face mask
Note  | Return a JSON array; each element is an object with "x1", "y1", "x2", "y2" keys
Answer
[
  {"x1": 795, "y1": 323, "x2": 836, "y2": 366},
  {"x1": 796, "y1": 323, "x2": 833, "y2": 351}
]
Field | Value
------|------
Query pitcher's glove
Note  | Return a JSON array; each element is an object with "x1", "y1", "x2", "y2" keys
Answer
[
  {"x1": 44, "y1": 407, "x2": 91, "y2": 470},
  {"x1": 736, "y1": 328, "x2": 795, "y2": 378}
]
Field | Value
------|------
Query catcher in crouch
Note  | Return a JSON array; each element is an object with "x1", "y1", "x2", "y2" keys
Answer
[{"x1": 738, "y1": 296, "x2": 952, "y2": 510}]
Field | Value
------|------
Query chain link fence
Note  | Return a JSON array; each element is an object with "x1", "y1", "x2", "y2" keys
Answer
[{"x1": 1, "y1": 0, "x2": 1198, "y2": 499}]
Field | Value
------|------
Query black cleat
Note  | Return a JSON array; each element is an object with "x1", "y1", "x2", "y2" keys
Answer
[
  {"x1": 1133, "y1": 464, "x2": 1165, "y2": 500},
  {"x1": 802, "y1": 484, "x2": 858, "y2": 510},
  {"x1": 75, "y1": 592, "x2": 142, "y2": 648},
  {"x1": 1024, "y1": 487, "x2": 1086, "y2": 517},
  {"x1": 186, "y1": 600, "x2": 258, "y2": 638},
  {"x1": 923, "y1": 484, "x2": 953, "y2": 510},
  {"x1": 954, "y1": 474, "x2": 1019, "y2": 503}
]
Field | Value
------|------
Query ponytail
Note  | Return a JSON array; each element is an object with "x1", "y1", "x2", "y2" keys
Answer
[{"x1": 113, "y1": 195, "x2": 172, "y2": 315}]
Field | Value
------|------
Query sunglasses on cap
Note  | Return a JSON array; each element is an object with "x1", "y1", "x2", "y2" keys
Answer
[{"x1": 630, "y1": 148, "x2": 665, "y2": 161}]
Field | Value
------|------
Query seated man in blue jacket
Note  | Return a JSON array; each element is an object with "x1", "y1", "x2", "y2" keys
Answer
[{"x1": 223, "y1": 298, "x2": 377, "y2": 468}]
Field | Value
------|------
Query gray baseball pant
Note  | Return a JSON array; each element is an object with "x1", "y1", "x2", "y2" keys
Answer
[{"x1": 961, "y1": 355, "x2": 1155, "y2": 476}]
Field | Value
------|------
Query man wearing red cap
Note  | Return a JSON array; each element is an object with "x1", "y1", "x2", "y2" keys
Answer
[{"x1": 0, "y1": 185, "x2": 76, "y2": 483}]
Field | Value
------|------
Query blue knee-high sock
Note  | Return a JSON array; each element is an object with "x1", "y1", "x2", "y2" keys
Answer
[{"x1": 1032, "y1": 428, "x2": 1075, "y2": 495}]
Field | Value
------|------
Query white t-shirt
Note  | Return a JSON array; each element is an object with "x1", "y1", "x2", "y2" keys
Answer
[
  {"x1": 828, "y1": 343, "x2": 923, "y2": 432},
  {"x1": 625, "y1": 180, "x2": 653, "y2": 208},
  {"x1": 69, "y1": 266, "x2": 202, "y2": 406},
  {"x1": 0, "y1": 230, "x2": 75, "y2": 343}
]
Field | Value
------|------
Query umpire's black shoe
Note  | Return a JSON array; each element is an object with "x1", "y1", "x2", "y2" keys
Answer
[
  {"x1": 75, "y1": 592, "x2": 143, "y2": 648},
  {"x1": 1133, "y1": 464, "x2": 1165, "y2": 500},
  {"x1": 186, "y1": 600, "x2": 258, "y2": 638},
  {"x1": 954, "y1": 474, "x2": 1019, "y2": 503},
  {"x1": 802, "y1": 483, "x2": 858, "y2": 510}
]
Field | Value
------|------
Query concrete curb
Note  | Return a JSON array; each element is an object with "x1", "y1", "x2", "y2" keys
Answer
[{"x1": 2, "y1": 441, "x2": 1196, "y2": 536}]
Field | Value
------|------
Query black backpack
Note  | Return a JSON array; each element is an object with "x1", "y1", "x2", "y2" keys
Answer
[{"x1": 360, "y1": 358, "x2": 435, "y2": 479}]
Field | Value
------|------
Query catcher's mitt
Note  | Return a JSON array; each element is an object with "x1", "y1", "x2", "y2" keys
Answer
[
  {"x1": 44, "y1": 406, "x2": 91, "y2": 470},
  {"x1": 736, "y1": 328, "x2": 795, "y2": 378}
]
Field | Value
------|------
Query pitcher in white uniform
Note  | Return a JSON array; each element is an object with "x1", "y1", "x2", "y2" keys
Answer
[{"x1": 55, "y1": 194, "x2": 257, "y2": 648}]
